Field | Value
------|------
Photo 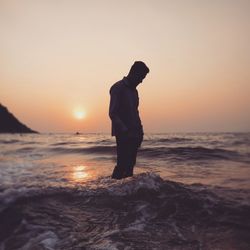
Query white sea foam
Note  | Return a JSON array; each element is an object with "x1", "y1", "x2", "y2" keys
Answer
[
  {"x1": 106, "y1": 172, "x2": 163, "y2": 196},
  {"x1": 20, "y1": 231, "x2": 58, "y2": 250}
]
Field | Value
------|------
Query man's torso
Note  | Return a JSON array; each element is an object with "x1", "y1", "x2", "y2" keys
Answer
[{"x1": 109, "y1": 78, "x2": 143, "y2": 136}]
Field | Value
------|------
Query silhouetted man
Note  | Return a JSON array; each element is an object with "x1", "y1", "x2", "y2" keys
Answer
[{"x1": 109, "y1": 61, "x2": 149, "y2": 179}]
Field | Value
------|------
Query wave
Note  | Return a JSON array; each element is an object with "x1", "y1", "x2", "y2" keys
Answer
[
  {"x1": 86, "y1": 139, "x2": 113, "y2": 144},
  {"x1": 0, "y1": 139, "x2": 20, "y2": 144},
  {"x1": 50, "y1": 145, "x2": 116, "y2": 154},
  {"x1": 232, "y1": 139, "x2": 250, "y2": 146},
  {"x1": 15, "y1": 146, "x2": 37, "y2": 153},
  {"x1": 45, "y1": 144, "x2": 247, "y2": 163},
  {"x1": 50, "y1": 141, "x2": 80, "y2": 146},
  {"x1": 140, "y1": 146, "x2": 242, "y2": 161},
  {"x1": 0, "y1": 173, "x2": 249, "y2": 249},
  {"x1": 9, "y1": 142, "x2": 247, "y2": 164},
  {"x1": 50, "y1": 145, "x2": 240, "y2": 159},
  {"x1": 156, "y1": 137, "x2": 193, "y2": 143}
]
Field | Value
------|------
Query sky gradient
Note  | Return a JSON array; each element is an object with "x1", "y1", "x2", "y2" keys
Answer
[{"x1": 1, "y1": 0, "x2": 250, "y2": 133}]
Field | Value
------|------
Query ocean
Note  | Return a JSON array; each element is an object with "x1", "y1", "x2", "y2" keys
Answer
[{"x1": 0, "y1": 132, "x2": 250, "y2": 249}]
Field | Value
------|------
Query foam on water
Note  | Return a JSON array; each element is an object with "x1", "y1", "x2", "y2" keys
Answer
[
  {"x1": 1, "y1": 133, "x2": 250, "y2": 249},
  {"x1": 0, "y1": 173, "x2": 250, "y2": 249}
]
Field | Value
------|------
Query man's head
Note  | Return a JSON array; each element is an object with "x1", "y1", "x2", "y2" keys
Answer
[{"x1": 127, "y1": 61, "x2": 149, "y2": 88}]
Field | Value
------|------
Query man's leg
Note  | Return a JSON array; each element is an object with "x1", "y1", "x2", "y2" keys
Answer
[
  {"x1": 111, "y1": 135, "x2": 129, "y2": 179},
  {"x1": 124, "y1": 137, "x2": 140, "y2": 177}
]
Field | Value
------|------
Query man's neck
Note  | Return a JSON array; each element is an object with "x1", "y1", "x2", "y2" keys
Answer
[{"x1": 124, "y1": 76, "x2": 136, "y2": 89}]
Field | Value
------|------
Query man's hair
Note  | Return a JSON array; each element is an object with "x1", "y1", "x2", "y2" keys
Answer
[{"x1": 129, "y1": 61, "x2": 149, "y2": 75}]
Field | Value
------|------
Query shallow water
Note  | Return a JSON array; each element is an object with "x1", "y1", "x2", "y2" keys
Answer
[{"x1": 0, "y1": 133, "x2": 250, "y2": 249}]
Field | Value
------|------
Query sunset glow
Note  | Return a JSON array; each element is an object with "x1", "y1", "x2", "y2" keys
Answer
[
  {"x1": 73, "y1": 109, "x2": 86, "y2": 120},
  {"x1": 0, "y1": 0, "x2": 249, "y2": 132}
]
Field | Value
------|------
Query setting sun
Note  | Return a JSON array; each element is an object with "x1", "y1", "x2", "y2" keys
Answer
[{"x1": 73, "y1": 109, "x2": 86, "y2": 120}]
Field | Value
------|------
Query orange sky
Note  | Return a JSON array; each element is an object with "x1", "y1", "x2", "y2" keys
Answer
[{"x1": 0, "y1": 0, "x2": 250, "y2": 133}]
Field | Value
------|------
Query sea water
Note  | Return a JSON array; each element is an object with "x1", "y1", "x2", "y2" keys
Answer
[{"x1": 0, "y1": 133, "x2": 250, "y2": 249}]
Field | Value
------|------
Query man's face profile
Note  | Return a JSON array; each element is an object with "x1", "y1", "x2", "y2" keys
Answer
[{"x1": 131, "y1": 71, "x2": 148, "y2": 87}]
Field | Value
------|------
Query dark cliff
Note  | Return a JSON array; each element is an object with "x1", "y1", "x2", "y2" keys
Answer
[{"x1": 0, "y1": 103, "x2": 38, "y2": 133}]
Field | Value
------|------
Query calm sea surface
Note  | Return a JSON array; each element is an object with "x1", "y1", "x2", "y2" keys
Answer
[{"x1": 0, "y1": 133, "x2": 250, "y2": 249}]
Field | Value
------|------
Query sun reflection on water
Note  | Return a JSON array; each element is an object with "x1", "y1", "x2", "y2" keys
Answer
[{"x1": 72, "y1": 165, "x2": 88, "y2": 181}]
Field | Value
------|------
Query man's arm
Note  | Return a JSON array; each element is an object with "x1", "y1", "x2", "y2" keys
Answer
[{"x1": 109, "y1": 86, "x2": 128, "y2": 134}]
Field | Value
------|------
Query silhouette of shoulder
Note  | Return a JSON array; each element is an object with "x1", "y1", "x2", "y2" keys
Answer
[{"x1": 110, "y1": 80, "x2": 126, "y2": 95}]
